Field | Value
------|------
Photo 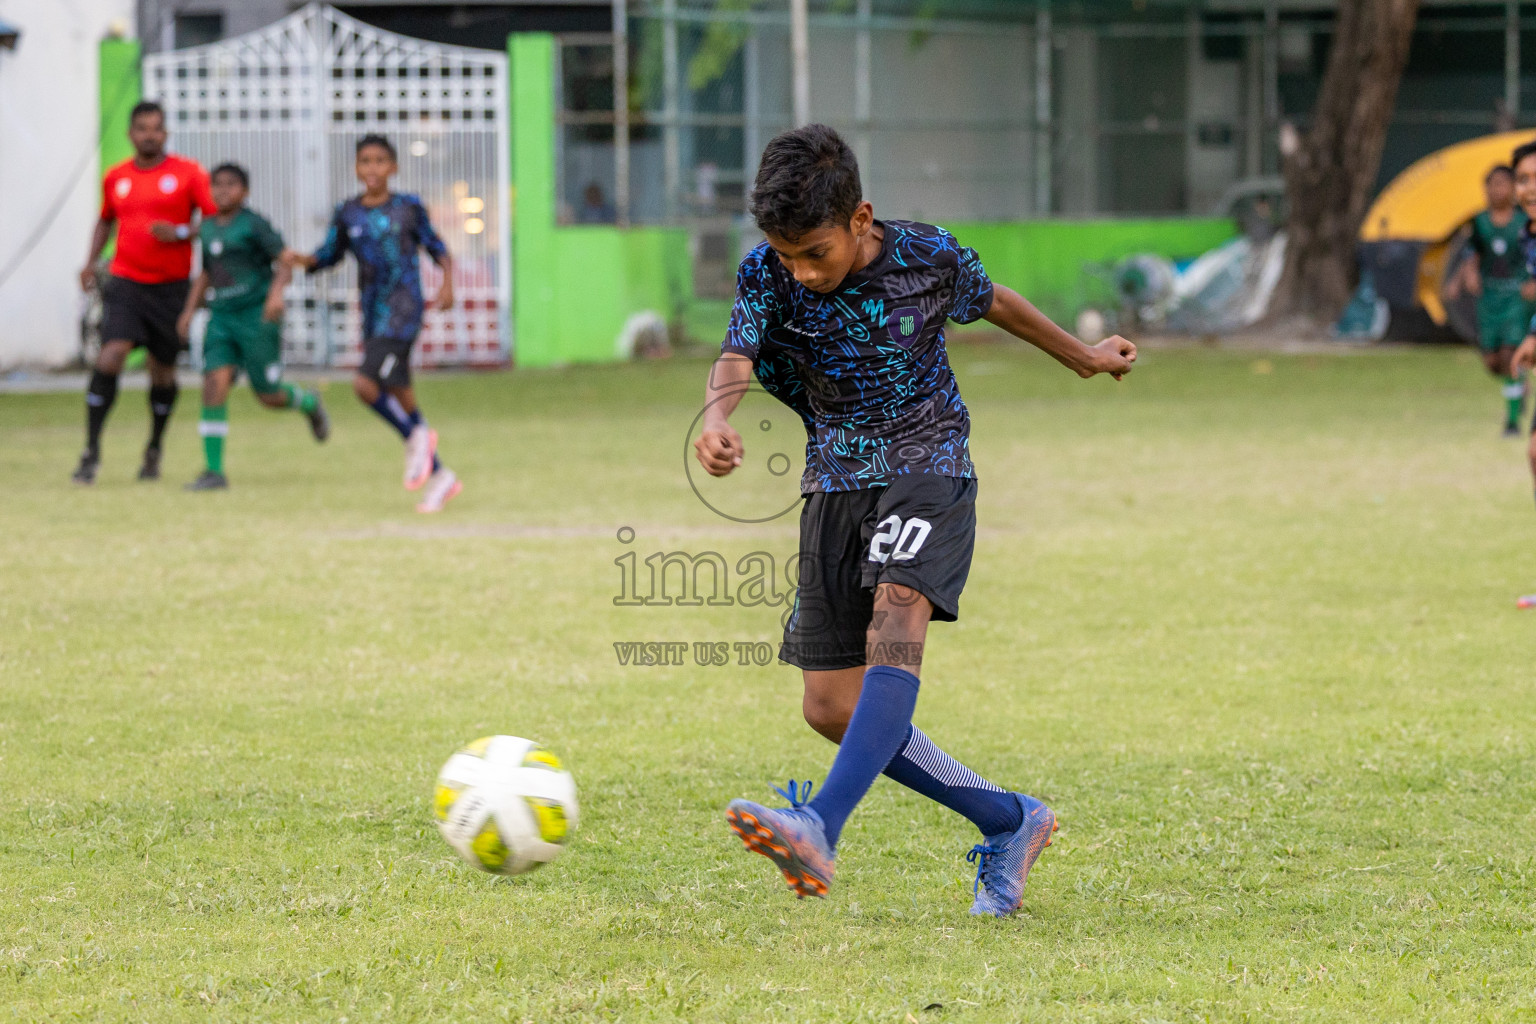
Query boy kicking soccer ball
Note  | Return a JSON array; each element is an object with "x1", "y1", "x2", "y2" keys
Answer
[
  {"x1": 695, "y1": 125, "x2": 1136, "y2": 917},
  {"x1": 178, "y1": 163, "x2": 329, "y2": 490},
  {"x1": 284, "y1": 134, "x2": 461, "y2": 513}
]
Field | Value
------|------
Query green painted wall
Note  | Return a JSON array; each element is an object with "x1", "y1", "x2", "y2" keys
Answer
[
  {"x1": 99, "y1": 39, "x2": 141, "y2": 177},
  {"x1": 945, "y1": 217, "x2": 1238, "y2": 328},
  {"x1": 508, "y1": 33, "x2": 691, "y2": 368},
  {"x1": 98, "y1": 39, "x2": 143, "y2": 368}
]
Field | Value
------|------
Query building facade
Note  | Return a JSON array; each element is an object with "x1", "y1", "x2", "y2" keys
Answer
[
  {"x1": 0, "y1": 0, "x2": 136, "y2": 368},
  {"x1": 134, "y1": 0, "x2": 1536, "y2": 227},
  {"x1": 5, "y1": 0, "x2": 1533, "y2": 368}
]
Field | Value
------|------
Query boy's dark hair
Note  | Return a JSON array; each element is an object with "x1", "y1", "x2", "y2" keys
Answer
[
  {"x1": 749, "y1": 123, "x2": 862, "y2": 240},
  {"x1": 1487, "y1": 164, "x2": 1515, "y2": 183},
  {"x1": 356, "y1": 133, "x2": 397, "y2": 160},
  {"x1": 210, "y1": 162, "x2": 249, "y2": 189},
  {"x1": 1511, "y1": 140, "x2": 1536, "y2": 172},
  {"x1": 129, "y1": 100, "x2": 164, "y2": 126}
]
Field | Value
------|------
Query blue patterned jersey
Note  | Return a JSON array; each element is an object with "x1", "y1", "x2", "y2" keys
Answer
[
  {"x1": 722, "y1": 220, "x2": 994, "y2": 493},
  {"x1": 310, "y1": 193, "x2": 449, "y2": 342},
  {"x1": 1521, "y1": 219, "x2": 1536, "y2": 331}
]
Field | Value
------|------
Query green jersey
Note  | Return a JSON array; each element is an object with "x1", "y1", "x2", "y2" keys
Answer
[
  {"x1": 1469, "y1": 209, "x2": 1528, "y2": 286},
  {"x1": 200, "y1": 208, "x2": 284, "y2": 313}
]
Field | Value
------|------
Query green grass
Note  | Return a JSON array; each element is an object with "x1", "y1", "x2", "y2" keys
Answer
[{"x1": 3, "y1": 342, "x2": 1535, "y2": 1022}]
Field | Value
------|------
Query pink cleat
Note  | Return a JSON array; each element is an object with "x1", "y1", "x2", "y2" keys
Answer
[
  {"x1": 416, "y1": 467, "x2": 462, "y2": 513},
  {"x1": 404, "y1": 426, "x2": 437, "y2": 491}
]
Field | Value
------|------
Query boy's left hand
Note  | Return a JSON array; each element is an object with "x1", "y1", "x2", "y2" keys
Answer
[
  {"x1": 262, "y1": 293, "x2": 285, "y2": 323},
  {"x1": 1087, "y1": 335, "x2": 1137, "y2": 380},
  {"x1": 433, "y1": 283, "x2": 454, "y2": 312}
]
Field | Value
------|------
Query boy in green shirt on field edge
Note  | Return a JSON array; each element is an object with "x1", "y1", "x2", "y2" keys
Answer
[
  {"x1": 177, "y1": 163, "x2": 329, "y2": 490},
  {"x1": 1448, "y1": 164, "x2": 1533, "y2": 436}
]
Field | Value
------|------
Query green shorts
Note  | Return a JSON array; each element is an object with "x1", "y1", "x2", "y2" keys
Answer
[
  {"x1": 203, "y1": 307, "x2": 285, "y2": 394},
  {"x1": 1476, "y1": 284, "x2": 1534, "y2": 352}
]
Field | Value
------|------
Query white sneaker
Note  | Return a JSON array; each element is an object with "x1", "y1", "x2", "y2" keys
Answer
[
  {"x1": 415, "y1": 467, "x2": 462, "y2": 514},
  {"x1": 404, "y1": 425, "x2": 437, "y2": 490}
]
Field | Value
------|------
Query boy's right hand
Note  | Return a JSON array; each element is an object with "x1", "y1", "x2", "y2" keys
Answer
[
  {"x1": 176, "y1": 309, "x2": 194, "y2": 342},
  {"x1": 1512, "y1": 335, "x2": 1536, "y2": 375},
  {"x1": 694, "y1": 422, "x2": 744, "y2": 477},
  {"x1": 1464, "y1": 265, "x2": 1482, "y2": 298},
  {"x1": 280, "y1": 249, "x2": 310, "y2": 270}
]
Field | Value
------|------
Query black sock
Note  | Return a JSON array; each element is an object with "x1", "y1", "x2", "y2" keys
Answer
[
  {"x1": 85, "y1": 370, "x2": 119, "y2": 456},
  {"x1": 148, "y1": 384, "x2": 178, "y2": 451}
]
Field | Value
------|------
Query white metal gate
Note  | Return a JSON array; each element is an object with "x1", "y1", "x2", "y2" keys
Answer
[{"x1": 144, "y1": 3, "x2": 510, "y2": 369}]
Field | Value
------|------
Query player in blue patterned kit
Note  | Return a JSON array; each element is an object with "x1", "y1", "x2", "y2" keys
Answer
[
  {"x1": 286, "y1": 134, "x2": 462, "y2": 513},
  {"x1": 699, "y1": 125, "x2": 1137, "y2": 916}
]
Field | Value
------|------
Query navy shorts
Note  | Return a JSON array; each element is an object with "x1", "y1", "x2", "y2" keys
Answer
[
  {"x1": 779, "y1": 475, "x2": 977, "y2": 671},
  {"x1": 359, "y1": 335, "x2": 416, "y2": 388}
]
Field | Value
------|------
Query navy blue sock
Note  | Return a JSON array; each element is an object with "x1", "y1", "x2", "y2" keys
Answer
[
  {"x1": 883, "y1": 726, "x2": 1023, "y2": 836},
  {"x1": 807, "y1": 664, "x2": 920, "y2": 848},
  {"x1": 367, "y1": 393, "x2": 413, "y2": 440}
]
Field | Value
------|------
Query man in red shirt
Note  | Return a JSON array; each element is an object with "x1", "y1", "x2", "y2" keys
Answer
[{"x1": 74, "y1": 100, "x2": 217, "y2": 484}]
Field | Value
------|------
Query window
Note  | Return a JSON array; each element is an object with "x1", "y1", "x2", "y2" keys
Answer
[
  {"x1": 174, "y1": 12, "x2": 224, "y2": 49},
  {"x1": 556, "y1": 37, "x2": 622, "y2": 224}
]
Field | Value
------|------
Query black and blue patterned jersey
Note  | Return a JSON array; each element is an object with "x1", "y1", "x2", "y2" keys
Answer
[
  {"x1": 721, "y1": 219, "x2": 994, "y2": 493},
  {"x1": 1520, "y1": 218, "x2": 1536, "y2": 332},
  {"x1": 311, "y1": 193, "x2": 449, "y2": 342}
]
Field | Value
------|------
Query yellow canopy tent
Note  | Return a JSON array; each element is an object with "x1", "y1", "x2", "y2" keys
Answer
[{"x1": 1358, "y1": 130, "x2": 1534, "y2": 327}]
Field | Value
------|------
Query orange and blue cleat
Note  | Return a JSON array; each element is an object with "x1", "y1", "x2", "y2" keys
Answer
[
  {"x1": 968, "y1": 793, "x2": 1057, "y2": 917},
  {"x1": 725, "y1": 780, "x2": 835, "y2": 899}
]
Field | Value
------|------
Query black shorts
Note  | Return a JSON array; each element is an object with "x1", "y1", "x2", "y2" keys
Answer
[
  {"x1": 780, "y1": 475, "x2": 977, "y2": 671},
  {"x1": 99, "y1": 277, "x2": 190, "y2": 365},
  {"x1": 359, "y1": 336, "x2": 416, "y2": 388}
]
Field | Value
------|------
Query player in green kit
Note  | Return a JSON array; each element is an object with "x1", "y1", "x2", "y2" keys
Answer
[
  {"x1": 177, "y1": 164, "x2": 329, "y2": 490},
  {"x1": 1449, "y1": 165, "x2": 1533, "y2": 436}
]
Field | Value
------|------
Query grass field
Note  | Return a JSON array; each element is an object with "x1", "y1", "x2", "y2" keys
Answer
[{"x1": 3, "y1": 341, "x2": 1535, "y2": 1022}]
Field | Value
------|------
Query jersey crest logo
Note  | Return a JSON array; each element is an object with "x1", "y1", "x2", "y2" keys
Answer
[
  {"x1": 209, "y1": 240, "x2": 224, "y2": 256},
  {"x1": 114, "y1": 178, "x2": 131, "y2": 199},
  {"x1": 159, "y1": 174, "x2": 178, "y2": 194},
  {"x1": 887, "y1": 306, "x2": 925, "y2": 348},
  {"x1": 1494, "y1": 237, "x2": 1509, "y2": 255}
]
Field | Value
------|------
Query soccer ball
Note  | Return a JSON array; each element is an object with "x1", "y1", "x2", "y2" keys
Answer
[{"x1": 433, "y1": 735, "x2": 579, "y2": 876}]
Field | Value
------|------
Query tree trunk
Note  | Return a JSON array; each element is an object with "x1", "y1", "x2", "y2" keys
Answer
[{"x1": 1273, "y1": 0, "x2": 1420, "y2": 321}]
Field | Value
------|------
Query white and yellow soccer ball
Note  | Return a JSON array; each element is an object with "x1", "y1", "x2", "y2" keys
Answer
[{"x1": 433, "y1": 735, "x2": 578, "y2": 876}]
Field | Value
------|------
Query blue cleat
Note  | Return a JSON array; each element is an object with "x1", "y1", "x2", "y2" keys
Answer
[
  {"x1": 725, "y1": 781, "x2": 835, "y2": 899},
  {"x1": 967, "y1": 793, "x2": 1057, "y2": 917}
]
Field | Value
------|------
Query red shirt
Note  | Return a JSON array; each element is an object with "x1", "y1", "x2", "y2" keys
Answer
[{"x1": 99, "y1": 155, "x2": 217, "y2": 284}]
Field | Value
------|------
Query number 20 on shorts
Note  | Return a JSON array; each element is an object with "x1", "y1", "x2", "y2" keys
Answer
[{"x1": 868, "y1": 515, "x2": 932, "y2": 564}]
